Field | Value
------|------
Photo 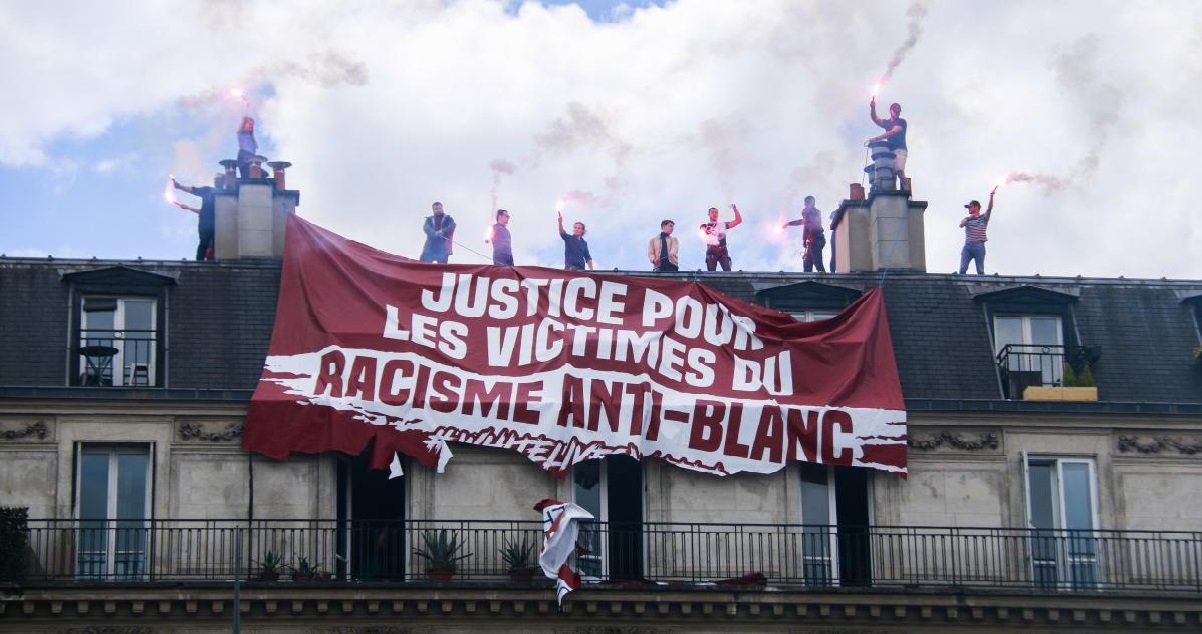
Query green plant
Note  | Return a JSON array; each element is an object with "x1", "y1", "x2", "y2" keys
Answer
[
  {"x1": 1077, "y1": 363, "x2": 1096, "y2": 387},
  {"x1": 500, "y1": 535, "x2": 536, "y2": 571},
  {"x1": 1194, "y1": 345, "x2": 1202, "y2": 362},
  {"x1": 256, "y1": 550, "x2": 285, "y2": 581},
  {"x1": 1061, "y1": 362, "x2": 1077, "y2": 387},
  {"x1": 0, "y1": 507, "x2": 29, "y2": 585},
  {"x1": 292, "y1": 555, "x2": 317, "y2": 580},
  {"x1": 413, "y1": 529, "x2": 471, "y2": 573}
]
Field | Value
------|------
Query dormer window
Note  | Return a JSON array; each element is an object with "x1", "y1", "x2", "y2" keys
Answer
[
  {"x1": 756, "y1": 281, "x2": 862, "y2": 323},
  {"x1": 974, "y1": 285, "x2": 1097, "y2": 400},
  {"x1": 63, "y1": 267, "x2": 175, "y2": 388}
]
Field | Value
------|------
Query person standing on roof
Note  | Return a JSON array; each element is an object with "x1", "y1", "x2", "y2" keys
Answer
[
  {"x1": 488, "y1": 209, "x2": 514, "y2": 265},
  {"x1": 867, "y1": 98, "x2": 908, "y2": 189},
  {"x1": 699, "y1": 204, "x2": 743, "y2": 271},
  {"x1": 420, "y1": 202, "x2": 456, "y2": 263},
  {"x1": 172, "y1": 174, "x2": 222, "y2": 261},
  {"x1": 648, "y1": 219, "x2": 679, "y2": 272},
  {"x1": 958, "y1": 187, "x2": 997, "y2": 274},
  {"x1": 780, "y1": 196, "x2": 826, "y2": 272},
  {"x1": 236, "y1": 117, "x2": 258, "y2": 179},
  {"x1": 557, "y1": 211, "x2": 594, "y2": 271}
]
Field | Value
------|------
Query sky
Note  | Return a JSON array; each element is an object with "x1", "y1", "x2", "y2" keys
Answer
[{"x1": 1, "y1": 0, "x2": 1200, "y2": 279}]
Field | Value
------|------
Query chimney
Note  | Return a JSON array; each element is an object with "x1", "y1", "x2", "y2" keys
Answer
[
  {"x1": 831, "y1": 143, "x2": 927, "y2": 272},
  {"x1": 213, "y1": 159, "x2": 299, "y2": 260}
]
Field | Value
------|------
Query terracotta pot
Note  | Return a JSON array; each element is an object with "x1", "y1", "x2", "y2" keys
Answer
[
  {"x1": 427, "y1": 568, "x2": 454, "y2": 583},
  {"x1": 508, "y1": 567, "x2": 536, "y2": 583}
]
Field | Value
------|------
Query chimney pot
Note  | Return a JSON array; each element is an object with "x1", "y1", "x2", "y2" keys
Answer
[
  {"x1": 248, "y1": 155, "x2": 269, "y2": 179},
  {"x1": 267, "y1": 161, "x2": 292, "y2": 192},
  {"x1": 217, "y1": 160, "x2": 238, "y2": 190}
]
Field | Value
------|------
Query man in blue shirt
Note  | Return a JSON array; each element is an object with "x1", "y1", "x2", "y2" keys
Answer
[
  {"x1": 172, "y1": 174, "x2": 222, "y2": 261},
  {"x1": 236, "y1": 117, "x2": 258, "y2": 179},
  {"x1": 557, "y1": 211, "x2": 594, "y2": 271},
  {"x1": 420, "y1": 202, "x2": 456, "y2": 263},
  {"x1": 868, "y1": 98, "x2": 908, "y2": 189}
]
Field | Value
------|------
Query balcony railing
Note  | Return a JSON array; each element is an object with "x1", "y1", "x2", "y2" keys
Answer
[
  {"x1": 996, "y1": 344, "x2": 1091, "y2": 399},
  {"x1": 74, "y1": 329, "x2": 157, "y2": 387},
  {"x1": 15, "y1": 519, "x2": 1202, "y2": 593}
]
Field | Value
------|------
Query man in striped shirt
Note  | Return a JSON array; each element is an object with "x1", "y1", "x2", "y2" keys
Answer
[{"x1": 958, "y1": 187, "x2": 997, "y2": 274}]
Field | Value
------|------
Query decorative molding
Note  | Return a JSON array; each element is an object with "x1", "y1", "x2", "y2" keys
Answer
[
  {"x1": 1117, "y1": 434, "x2": 1202, "y2": 456},
  {"x1": 0, "y1": 419, "x2": 49, "y2": 442},
  {"x1": 909, "y1": 431, "x2": 999, "y2": 452},
  {"x1": 178, "y1": 421, "x2": 244, "y2": 442}
]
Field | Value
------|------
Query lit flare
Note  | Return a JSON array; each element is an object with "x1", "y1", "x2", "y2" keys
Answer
[{"x1": 164, "y1": 175, "x2": 177, "y2": 205}]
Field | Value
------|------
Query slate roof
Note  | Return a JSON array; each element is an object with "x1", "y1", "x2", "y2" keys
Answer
[{"x1": 2, "y1": 258, "x2": 1200, "y2": 407}]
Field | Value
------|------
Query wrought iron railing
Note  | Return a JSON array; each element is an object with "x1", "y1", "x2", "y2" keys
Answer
[
  {"x1": 995, "y1": 344, "x2": 1090, "y2": 399},
  {"x1": 74, "y1": 329, "x2": 157, "y2": 387},
  {"x1": 15, "y1": 520, "x2": 1202, "y2": 593}
]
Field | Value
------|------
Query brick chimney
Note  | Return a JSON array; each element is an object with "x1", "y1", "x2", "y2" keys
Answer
[
  {"x1": 212, "y1": 158, "x2": 299, "y2": 259},
  {"x1": 831, "y1": 142, "x2": 927, "y2": 272}
]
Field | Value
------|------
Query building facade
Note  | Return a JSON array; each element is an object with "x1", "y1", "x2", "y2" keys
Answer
[{"x1": 2, "y1": 175, "x2": 1202, "y2": 633}]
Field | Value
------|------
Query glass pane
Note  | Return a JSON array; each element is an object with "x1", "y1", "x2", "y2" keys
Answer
[
  {"x1": 572, "y1": 461, "x2": 603, "y2": 578},
  {"x1": 122, "y1": 300, "x2": 154, "y2": 332},
  {"x1": 1029, "y1": 317, "x2": 1062, "y2": 346},
  {"x1": 114, "y1": 452, "x2": 148, "y2": 579},
  {"x1": 1027, "y1": 462, "x2": 1056, "y2": 530},
  {"x1": 79, "y1": 453, "x2": 111, "y2": 520},
  {"x1": 1061, "y1": 463, "x2": 1093, "y2": 531},
  {"x1": 994, "y1": 317, "x2": 1023, "y2": 351},
  {"x1": 78, "y1": 452, "x2": 111, "y2": 578},
  {"x1": 799, "y1": 464, "x2": 832, "y2": 585}
]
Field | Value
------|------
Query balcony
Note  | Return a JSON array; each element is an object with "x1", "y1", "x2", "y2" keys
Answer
[
  {"x1": 73, "y1": 329, "x2": 158, "y2": 387},
  {"x1": 996, "y1": 344, "x2": 1096, "y2": 400},
  {"x1": 14, "y1": 519, "x2": 1202, "y2": 594}
]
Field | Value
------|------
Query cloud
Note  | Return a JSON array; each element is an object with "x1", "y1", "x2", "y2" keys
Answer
[{"x1": 0, "y1": 0, "x2": 1200, "y2": 280}]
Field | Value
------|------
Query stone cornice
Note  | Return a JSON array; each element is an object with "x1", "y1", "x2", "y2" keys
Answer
[{"x1": 3, "y1": 586, "x2": 1200, "y2": 630}]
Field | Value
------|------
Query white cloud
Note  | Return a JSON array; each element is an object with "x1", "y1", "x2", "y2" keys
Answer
[{"x1": 1, "y1": 0, "x2": 1200, "y2": 278}]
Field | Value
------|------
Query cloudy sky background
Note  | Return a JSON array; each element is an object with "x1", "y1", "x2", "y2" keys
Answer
[{"x1": 1, "y1": 0, "x2": 1199, "y2": 278}]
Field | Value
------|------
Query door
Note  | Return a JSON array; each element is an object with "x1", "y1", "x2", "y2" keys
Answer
[
  {"x1": 76, "y1": 445, "x2": 151, "y2": 579},
  {"x1": 799, "y1": 463, "x2": 872, "y2": 586},
  {"x1": 1024, "y1": 456, "x2": 1099, "y2": 590},
  {"x1": 340, "y1": 451, "x2": 407, "y2": 580},
  {"x1": 572, "y1": 456, "x2": 644, "y2": 581},
  {"x1": 80, "y1": 297, "x2": 157, "y2": 386}
]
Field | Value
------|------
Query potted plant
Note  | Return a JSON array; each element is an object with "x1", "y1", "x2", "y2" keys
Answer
[
  {"x1": 413, "y1": 529, "x2": 471, "y2": 583},
  {"x1": 255, "y1": 550, "x2": 284, "y2": 582},
  {"x1": 1024, "y1": 361, "x2": 1098, "y2": 402},
  {"x1": 291, "y1": 555, "x2": 317, "y2": 582},
  {"x1": 500, "y1": 535, "x2": 538, "y2": 583}
]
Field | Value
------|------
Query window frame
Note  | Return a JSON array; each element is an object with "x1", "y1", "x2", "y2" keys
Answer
[{"x1": 1021, "y1": 453, "x2": 1101, "y2": 591}]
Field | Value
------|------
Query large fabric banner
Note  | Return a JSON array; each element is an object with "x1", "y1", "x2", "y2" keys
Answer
[{"x1": 242, "y1": 216, "x2": 908, "y2": 476}]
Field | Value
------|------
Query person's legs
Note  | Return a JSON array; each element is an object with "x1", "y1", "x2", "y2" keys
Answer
[
  {"x1": 718, "y1": 252, "x2": 732, "y2": 271},
  {"x1": 705, "y1": 249, "x2": 718, "y2": 271},
  {"x1": 894, "y1": 149, "x2": 908, "y2": 187},
  {"x1": 813, "y1": 245, "x2": 826, "y2": 272},
  {"x1": 974, "y1": 244, "x2": 986, "y2": 274},
  {"x1": 959, "y1": 244, "x2": 972, "y2": 274},
  {"x1": 803, "y1": 247, "x2": 814, "y2": 272},
  {"x1": 829, "y1": 231, "x2": 837, "y2": 273}
]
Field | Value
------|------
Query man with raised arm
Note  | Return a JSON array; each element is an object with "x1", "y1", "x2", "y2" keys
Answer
[
  {"x1": 699, "y1": 204, "x2": 743, "y2": 271},
  {"x1": 958, "y1": 187, "x2": 998, "y2": 274}
]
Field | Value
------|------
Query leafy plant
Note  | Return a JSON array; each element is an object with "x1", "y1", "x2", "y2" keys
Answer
[
  {"x1": 256, "y1": 550, "x2": 285, "y2": 580},
  {"x1": 500, "y1": 535, "x2": 537, "y2": 571},
  {"x1": 1194, "y1": 345, "x2": 1202, "y2": 363},
  {"x1": 1060, "y1": 362, "x2": 1077, "y2": 387},
  {"x1": 292, "y1": 555, "x2": 317, "y2": 580},
  {"x1": 413, "y1": 529, "x2": 471, "y2": 572},
  {"x1": 1061, "y1": 362, "x2": 1096, "y2": 387}
]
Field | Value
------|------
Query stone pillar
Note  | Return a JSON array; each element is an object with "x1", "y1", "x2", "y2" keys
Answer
[
  {"x1": 213, "y1": 160, "x2": 300, "y2": 260},
  {"x1": 833, "y1": 183, "x2": 927, "y2": 273}
]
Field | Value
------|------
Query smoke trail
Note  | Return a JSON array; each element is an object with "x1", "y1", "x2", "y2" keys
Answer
[
  {"x1": 878, "y1": 2, "x2": 927, "y2": 84},
  {"x1": 693, "y1": 117, "x2": 751, "y2": 202},
  {"x1": 489, "y1": 159, "x2": 516, "y2": 211},
  {"x1": 1003, "y1": 172, "x2": 1065, "y2": 194},
  {"x1": 531, "y1": 102, "x2": 632, "y2": 167}
]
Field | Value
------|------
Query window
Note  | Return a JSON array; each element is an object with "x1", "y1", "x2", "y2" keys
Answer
[
  {"x1": 76, "y1": 444, "x2": 152, "y2": 580},
  {"x1": 78, "y1": 296, "x2": 158, "y2": 387},
  {"x1": 64, "y1": 266, "x2": 173, "y2": 388},
  {"x1": 994, "y1": 315, "x2": 1064, "y2": 392},
  {"x1": 1023, "y1": 455, "x2": 1099, "y2": 590},
  {"x1": 798, "y1": 463, "x2": 872, "y2": 586},
  {"x1": 571, "y1": 456, "x2": 643, "y2": 581},
  {"x1": 791, "y1": 309, "x2": 841, "y2": 323}
]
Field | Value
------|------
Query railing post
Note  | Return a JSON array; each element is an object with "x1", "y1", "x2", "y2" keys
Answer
[{"x1": 232, "y1": 526, "x2": 242, "y2": 634}]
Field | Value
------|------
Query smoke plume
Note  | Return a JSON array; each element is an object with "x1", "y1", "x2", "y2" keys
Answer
[
  {"x1": 489, "y1": 159, "x2": 517, "y2": 212},
  {"x1": 878, "y1": 2, "x2": 928, "y2": 85}
]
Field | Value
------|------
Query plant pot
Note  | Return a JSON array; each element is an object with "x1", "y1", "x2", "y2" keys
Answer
[
  {"x1": 508, "y1": 567, "x2": 537, "y2": 583},
  {"x1": 427, "y1": 568, "x2": 454, "y2": 583},
  {"x1": 293, "y1": 574, "x2": 313, "y2": 583},
  {"x1": 1023, "y1": 386, "x2": 1098, "y2": 402},
  {"x1": 258, "y1": 570, "x2": 280, "y2": 582}
]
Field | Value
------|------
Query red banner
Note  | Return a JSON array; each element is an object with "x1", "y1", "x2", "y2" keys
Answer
[{"x1": 243, "y1": 216, "x2": 907, "y2": 475}]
